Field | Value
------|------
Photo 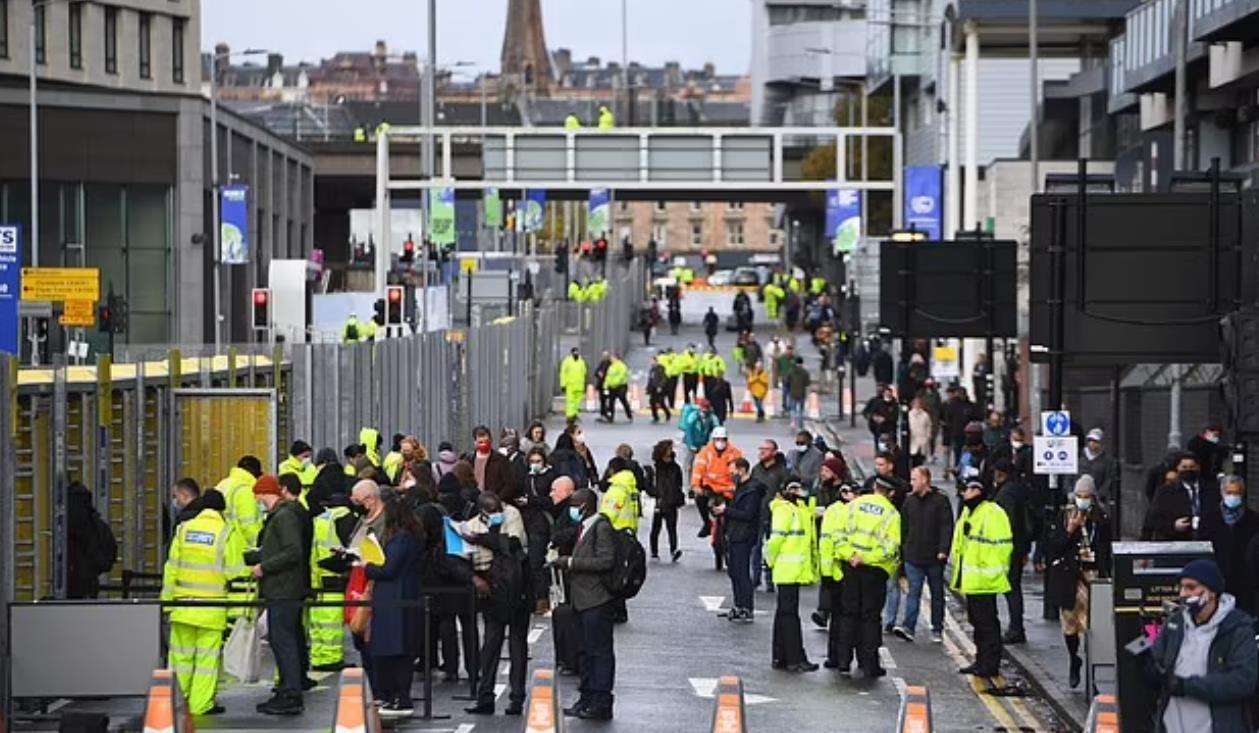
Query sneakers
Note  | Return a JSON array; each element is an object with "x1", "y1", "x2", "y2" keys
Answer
[
  {"x1": 380, "y1": 701, "x2": 415, "y2": 718},
  {"x1": 671, "y1": 549, "x2": 683, "y2": 563},
  {"x1": 883, "y1": 623, "x2": 895, "y2": 634},
  {"x1": 723, "y1": 607, "x2": 753, "y2": 623},
  {"x1": 892, "y1": 626, "x2": 914, "y2": 642},
  {"x1": 930, "y1": 631, "x2": 944, "y2": 644}
]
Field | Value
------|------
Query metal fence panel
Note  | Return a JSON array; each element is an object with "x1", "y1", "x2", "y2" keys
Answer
[{"x1": 172, "y1": 389, "x2": 278, "y2": 491}]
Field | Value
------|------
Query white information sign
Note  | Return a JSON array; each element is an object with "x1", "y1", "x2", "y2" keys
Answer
[{"x1": 1033, "y1": 436, "x2": 1079, "y2": 475}]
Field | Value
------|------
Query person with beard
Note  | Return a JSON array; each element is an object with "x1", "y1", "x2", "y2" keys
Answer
[
  {"x1": 951, "y1": 479, "x2": 1013, "y2": 683},
  {"x1": 517, "y1": 447, "x2": 558, "y2": 614},
  {"x1": 766, "y1": 480, "x2": 820, "y2": 672}
]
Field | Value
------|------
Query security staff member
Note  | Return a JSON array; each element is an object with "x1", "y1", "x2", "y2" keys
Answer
[
  {"x1": 765, "y1": 480, "x2": 820, "y2": 672},
  {"x1": 951, "y1": 479, "x2": 1013, "y2": 681},
  {"x1": 600, "y1": 468, "x2": 640, "y2": 625},
  {"x1": 309, "y1": 498, "x2": 356, "y2": 671},
  {"x1": 278, "y1": 440, "x2": 319, "y2": 493},
  {"x1": 601, "y1": 354, "x2": 632, "y2": 423},
  {"x1": 560, "y1": 348, "x2": 588, "y2": 422},
  {"x1": 161, "y1": 490, "x2": 245, "y2": 716},
  {"x1": 679, "y1": 345, "x2": 701, "y2": 403},
  {"x1": 834, "y1": 478, "x2": 900, "y2": 678},
  {"x1": 211, "y1": 455, "x2": 264, "y2": 548}
]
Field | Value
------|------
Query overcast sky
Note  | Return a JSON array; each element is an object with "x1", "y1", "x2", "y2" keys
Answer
[{"x1": 202, "y1": 0, "x2": 752, "y2": 75}]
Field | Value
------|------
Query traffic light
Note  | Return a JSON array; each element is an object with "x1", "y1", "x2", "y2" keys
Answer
[
  {"x1": 372, "y1": 297, "x2": 386, "y2": 326},
  {"x1": 98, "y1": 301, "x2": 112, "y2": 334},
  {"x1": 251, "y1": 288, "x2": 271, "y2": 329},
  {"x1": 401, "y1": 237, "x2": 416, "y2": 264},
  {"x1": 385, "y1": 285, "x2": 404, "y2": 326},
  {"x1": 98, "y1": 292, "x2": 128, "y2": 334}
]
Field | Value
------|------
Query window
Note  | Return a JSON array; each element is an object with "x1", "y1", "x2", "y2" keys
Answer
[
  {"x1": 138, "y1": 12, "x2": 151, "y2": 79},
  {"x1": 651, "y1": 222, "x2": 667, "y2": 245},
  {"x1": 727, "y1": 221, "x2": 744, "y2": 246},
  {"x1": 690, "y1": 200, "x2": 702, "y2": 213},
  {"x1": 103, "y1": 6, "x2": 117, "y2": 73},
  {"x1": 171, "y1": 18, "x2": 184, "y2": 83},
  {"x1": 33, "y1": 1, "x2": 44, "y2": 65},
  {"x1": 68, "y1": 2, "x2": 81, "y2": 69},
  {"x1": 654, "y1": 200, "x2": 666, "y2": 213},
  {"x1": 728, "y1": 201, "x2": 743, "y2": 211},
  {"x1": 690, "y1": 222, "x2": 703, "y2": 247},
  {"x1": 0, "y1": 1, "x2": 9, "y2": 59}
]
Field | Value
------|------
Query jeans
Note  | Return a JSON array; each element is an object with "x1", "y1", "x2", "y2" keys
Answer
[
  {"x1": 752, "y1": 397, "x2": 765, "y2": 420},
  {"x1": 789, "y1": 397, "x2": 804, "y2": 429},
  {"x1": 477, "y1": 605, "x2": 529, "y2": 707},
  {"x1": 902, "y1": 562, "x2": 945, "y2": 634},
  {"x1": 266, "y1": 603, "x2": 305, "y2": 697},
  {"x1": 750, "y1": 534, "x2": 767, "y2": 587},
  {"x1": 772, "y1": 584, "x2": 806, "y2": 666},
  {"x1": 727, "y1": 540, "x2": 755, "y2": 612},
  {"x1": 882, "y1": 573, "x2": 902, "y2": 628},
  {"x1": 576, "y1": 602, "x2": 616, "y2": 710}
]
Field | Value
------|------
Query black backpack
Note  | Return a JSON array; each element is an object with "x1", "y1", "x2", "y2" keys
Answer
[
  {"x1": 603, "y1": 526, "x2": 647, "y2": 600},
  {"x1": 344, "y1": 323, "x2": 359, "y2": 342},
  {"x1": 90, "y1": 512, "x2": 118, "y2": 575},
  {"x1": 487, "y1": 535, "x2": 528, "y2": 620}
]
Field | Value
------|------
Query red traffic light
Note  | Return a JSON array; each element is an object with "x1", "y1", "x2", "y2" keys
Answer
[
  {"x1": 387, "y1": 286, "x2": 403, "y2": 303},
  {"x1": 253, "y1": 290, "x2": 269, "y2": 306}
]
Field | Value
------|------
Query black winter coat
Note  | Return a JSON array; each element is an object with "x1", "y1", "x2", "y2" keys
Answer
[
  {"x1": 646, "y1": 460, "x2": 686, "y2": 511},
  {"x1": 724, "y1": 480, "x2": 764, "y2": 544},
  {"x1": 900, "y1": 489, "x2": 954, "y2": 566}
]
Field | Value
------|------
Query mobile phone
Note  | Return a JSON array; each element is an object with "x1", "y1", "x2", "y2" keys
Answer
[{"x1": 1124, "y1": 634, "x2": 1153, "y2": 656}]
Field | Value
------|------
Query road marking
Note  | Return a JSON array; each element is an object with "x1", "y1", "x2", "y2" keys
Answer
[
  {"x1": 688, "y1": 677, "x2": 777, "y2": 705},
  {"x1": 528, "y1": 624, "x2": 545, "y2": 644},
  {"x1": 700, "y1": 595, "x2": 725, "y2": 612},
  {"x1": 940, "y1": 602, "x2": 1046, "y2": 732},
  {"x1": 455, "y1": 725, "x2": 476, "y2": 733},
  {"x1": 879, "y1": 646, "x2": 898, "y2": 670}
]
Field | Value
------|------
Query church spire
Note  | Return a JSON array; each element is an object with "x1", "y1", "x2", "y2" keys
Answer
[{"x1": 501, "y1": 0, "x2": 551, "y2": 95}]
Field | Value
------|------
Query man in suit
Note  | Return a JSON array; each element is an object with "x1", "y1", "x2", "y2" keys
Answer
[{"x1": 552, "y1": 488, "x2": 617, "y2": 720}]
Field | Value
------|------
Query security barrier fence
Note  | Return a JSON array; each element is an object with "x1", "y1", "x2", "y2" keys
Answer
[{"x1": 0, "y1": 269, "x2": 647, "y2": 606}]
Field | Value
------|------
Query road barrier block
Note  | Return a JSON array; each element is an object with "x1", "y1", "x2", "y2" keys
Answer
[
  {"x1": 332, "y1": 667, "x2": 380, "y2": 733},
  {"x1": 585, "y1": 385, "x2": 598, "y2": 412},
  {"x1": 896, "y1": 685, "x2": 932, "y2": 733},
  {"x1": 710, "y1": 676, "x2": 745, "y2": 733},
  {"x1": 525, "y1": 668, "x2": 561, "y2": 733},
  {"x1": 142, "y1": 669, "x2": 193, "y2": 733},
  {"x1": 1086, "y1": 694, "x2": 1120, "y2": 733}
]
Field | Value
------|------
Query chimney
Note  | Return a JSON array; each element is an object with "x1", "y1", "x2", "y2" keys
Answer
[
  {"x1": 703, "y1": 62, "x2": 715, "y2": 79},
  {"x1": 214, "y1": 42, "x2": 230, "y2": 78},
  {"x1": 267, "y1": 53, "x2": 283, "y2": 76}
]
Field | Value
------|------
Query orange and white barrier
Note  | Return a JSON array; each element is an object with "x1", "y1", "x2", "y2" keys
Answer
[
  {"x1": 710, "y1": 676, "x2": 746, "y2": 733},
  {"x1": 806, "y1": 392, "x2": 821, "y2": 420},
  {"x1": 1085, "y1": 694, "x2": 1119, "y2": 733},
  {"x1": 143, "y1": 669, "x2": 193, "y2": 733},
  {"x1": 585, "y1": 385, "x2": 599, "y2": 412},
  {"x1": 332, "y1": 667, "x2": 380, "y2": 733},
  {"x1": 896, "y1": 685, "x2": 932, "y2": 733},
  {"x1": 630, "y1": 383, "x2": 643, "y2": 412},
  {"x1": 525, "y1": 668, "x2": 561, "y2": 733}
]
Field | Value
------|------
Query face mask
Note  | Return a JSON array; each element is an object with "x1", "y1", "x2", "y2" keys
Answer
[
  {"x1": 1224, "y1": 495, "x2": 1244, "y2": 509},
  {"x1": 1180, "y1": 470, "x2": 1199, "y2": 484},
  {"x1": 476, "y1": 441, "x2": 492, "y2": 455},
  {"x1": 351, "y1": 502, "x2": 367, "y2": 517},
  {"x1": 257, "y1": 500, "x2": 269, "y2": 515},
  {"x1": 401, "y1": 477, "x2": 416, "y2": 490},
  {"x1": 486, "y1": 513, "x2": 505, "y2": 527},
  {"x1": 796, "y1": 443, "x2": 808, "y2": 450},
  {"x1": 1205, "y1": 433, "x2": 1221, "y2": 445},
  {"x1": 171, "y1": 499, "x2": 183, "y2": 515},
  {"x1": 530, "y1": 464, "x2": 545, "y2": 475},
  {"x1": 1074, "y1": 497, "x2": 1092, "y2": 512},
  {"x1": 498, "y1": 447, "x2": 510, "y2": 456},
  {"x1": 569, "y1": 506, "x2": 584, "y2": 523},
  {"x1": 714, "y1": 440, "x2": 727, "y2": 451},
  {"x1": 1010, "y1": 441, "x2": 1023, "y2": 450},
  {"x1": 1184, "y1": 593, "x2": 1209, "y2": 615},
  {"x1": 301, "y1": 457, "x2": 312, "y2": 469}
]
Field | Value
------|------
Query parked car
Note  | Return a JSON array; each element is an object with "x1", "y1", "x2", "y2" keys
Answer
[{"x1": 708, "y1": 270, "x2": 734, "y2": 286}]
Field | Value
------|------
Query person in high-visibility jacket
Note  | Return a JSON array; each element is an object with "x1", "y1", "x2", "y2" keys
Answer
[
  {"x1": 600, "y1": 469, "x2": 640, "y2": 532},
  {"x1": 699, "y1": 347, "x2": 728, "y2": 396},
  {"x1": 342, "y1": 314, "x2": 364, "y2": 343},
  {"x1": 764, "y1": 281, "x2": 786, "y2": 321},
  {"x1": 678, "y1": 345, "x2": 701, "y2": 403},
  {"x1": 382, "y1": 433, "x2": 406, "y2": 485},
  {"x1": 568, "y1": 280, "x2": 587, "y2": 303},
  {"x1": 787, "y1": 276, "x2": 804, "y2": 295},
  {"x1": 559, "y1": 348, "x2": 588, "y2": 422},
  {"x1": 598, "y1": 105, "x2": 615, "y2": 130},
  {"x1": 601, "y1": 353, "x2": 632, "y2": 423},
  {"x1": 211, "y1": 456, "x2": 263, "y2": 548},
  {"x1": 818, "y1": 491, "x2": 850, "y2": 669},
  {"x1": 353, "y1": 127, "x2": 367, "y2": 143},
  {"x1": 588, "y1": 279, "x2": 608, "y2": 303},
  {"x1": 950, "y1": 479, "x2": 1013, "y2": 680},
  {"x1": 810, "y1": 277, "x2": 828, "y2": 297},
  {"x1": 308, "y1": 499, "x2": 356, "y2": 670},
  {"x1": 277, "y1": 440, "x2": 319, "y2": 501},
  {"x1": 359, "y1": 427, "x2": 383, "y2": 469},
  {"x1": 679, "y1": 268, "x2": 695, "y2": 285},
  {"x1": 765, "y1": 480, "x2": 820, "y2": 672},
  {"x1": 565, "y1": 113, "x2": 583, "y2": 130},
  {"x1": 661, "y1": 348, "x2": 683, "y2": 409},
  {"x1": 691, "y1": 427, "x2": 744, "y2": 537},
  {"x1": 833, "y1": 476, "x2": 901, "y2": 678},
  {"x1": 161, "y1": 490, "x2": 246, "y2": 715}
]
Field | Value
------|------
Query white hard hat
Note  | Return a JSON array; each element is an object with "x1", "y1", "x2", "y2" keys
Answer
[{"x1": 711, "y1": 427, "x2": 728, "y2": 440}]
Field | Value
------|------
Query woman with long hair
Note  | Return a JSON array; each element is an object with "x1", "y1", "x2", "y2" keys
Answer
[{"x1": 364, "y1": 498, "x2": 425, "y2": 717}]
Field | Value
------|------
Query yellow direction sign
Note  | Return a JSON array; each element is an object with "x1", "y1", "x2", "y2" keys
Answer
[
  {"x1": 60, "y1": 299, "x2": 96, "y2": 327},
  {"x1": 21, "y1": 267, "x2": 100, "y2": 302},
  {"x1": 460, "y1": 259, "x2": 478, "y2": 274}
]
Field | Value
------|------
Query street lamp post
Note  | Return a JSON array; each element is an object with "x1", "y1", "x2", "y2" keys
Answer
[{"x1": 209, "y1": 48, "x2": 267, "y2": 351}]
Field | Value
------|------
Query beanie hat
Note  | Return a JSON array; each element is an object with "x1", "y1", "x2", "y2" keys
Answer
[
  {"x1": 253, "y1": 474, "x2": 281, "y2": 497},
  {"x1": 823, "y1": 457, "x2": 845, "y2": 477},
  {"x1": 315, "y1": 447, "x2": 339, "y2": 466},
  {"x1": 1179, "y1": 558, "x2": 1225, "y2": 595},
  {"x1": 290, "y1": 440, "x2": 313, "y2": 457}
]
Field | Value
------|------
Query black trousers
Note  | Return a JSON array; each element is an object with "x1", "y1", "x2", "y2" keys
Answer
[
  {"x1": 576, "y1": 602, "x2": 616, "y2": 710},
  {"x1": 650, "y1": 393, "x2": 671, "y2": 422},
  {"x1": 476, "y1": 605, "x2": 529, "y2": 707},
  {"x1": 694, "y1": 493, "x2": 712, "y2": 531},
  {"x1": 967, "y1": 594, "x2": 1002, "y2": 676},
  {"x1": 727, "y1": 540, "x2": 755, "y2": 612},
  {"x1": 552, "y1": 602, "x2": 581, "y2": 672},
  {"x1": 606, "y1": 386, "x2": 631, "y2": 420},
  {"x1": 772, "y1": 583, "x2": 807, "y2": 666},
  {"x1": 650, "y1": 507, "x2": 679, "y2": 556},
  {"x1": 665, "y1": 377, "x2": 679, "y2": 408},
  {"x1": 823, "y1": 579, "x2": 850, "y2": 666},
  {"x1": 836, "y1": 565, "x2": 888, "y2": 672},
  {"x1": 373, "y1": 655, "x2": 414, "y2": 706},
  {"x1": 598, "y1": 388, "x2": 611, "y2": 418},
  {"x1": 1005, "y1": 554, "x2": 1026, "y2": 635},
  {"x1": 438, "y1": 604, "x2": 479, "y2": 680},
  {"x1": 683, "y1": 374, "x2": 699, "y2": 402},
  {"x1": 527, "y1": 522, "x2": 552, "y2": 603},
  {"x1": 267, "y1": 603, "x2": 305, "y2": 698}
]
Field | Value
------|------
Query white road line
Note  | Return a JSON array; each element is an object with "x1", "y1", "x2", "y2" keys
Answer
[
  {"x1": 878, "y1": 645, "x2": 898, "y2": 670},
  {"x1": 528, "y1": 624, "x2": 545, "y2": 645},
  {"x1": 454, "y1": 724, "x2": 476, "y2": 733}
]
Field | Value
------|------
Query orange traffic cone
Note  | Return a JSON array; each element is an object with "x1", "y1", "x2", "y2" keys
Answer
[
  {"x1": 807, "y1": 391, "x2": 821, "y2": 420},
  {"x1": 585, "y1": 385, "x2": 598, "y2": 412},
  {"x1": 739, "y1": 388, "x2": 754, "y2": 414}
]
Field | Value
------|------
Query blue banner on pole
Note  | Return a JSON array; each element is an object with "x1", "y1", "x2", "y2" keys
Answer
[
  {"x1": 0, "y1": 225, "x2": 22, "y2": 356},
  {"x1": 220, "y1": 184, "x2": 250, "y2": 264},
  {"x1": 825, "y1": 190, "x2": 862, "y2": 254},
  {"x1": 904, "y1": 166, "x2": 943, "y2": 240},
  {"x1": 519, "y1": 190, "x2": 546, "y2": 233},
  {"x1": 587, "y1": 189, "x2": 611, "y2": 239}
]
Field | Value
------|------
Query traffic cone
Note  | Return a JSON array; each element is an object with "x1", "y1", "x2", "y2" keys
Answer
[
  {"x1": 739, "y1": 387, "x2": 754, "y2": 414},
  {"x1": 585, "y1": 385, "x2": 598, "y2": 412},
  {"x1": 630, "y1": 383, "x2": 643, "y2": 412},
  {"x1": 807, "y1": 391, "x2": 821, "y2": 420}
]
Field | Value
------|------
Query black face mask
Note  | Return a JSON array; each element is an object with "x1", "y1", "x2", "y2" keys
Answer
[
  {"x1": 1180, "y1": 470, "x2": 1200, "y2": 484},
  {"x1": 963, "y1": 494, "x2": 984, "y2": 511},
  {"x1": 351, "y1": 503, "x2": 368, "y2": 517}
]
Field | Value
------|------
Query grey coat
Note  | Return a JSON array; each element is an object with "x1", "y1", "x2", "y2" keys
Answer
[{"x1": 568, "y1": 514, "x2": 617, "y2": 612}]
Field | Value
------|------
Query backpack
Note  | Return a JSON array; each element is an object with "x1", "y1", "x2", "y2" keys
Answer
[
  {"x1": 487, "y1": 535, "x2": 528, "y2": 620},
  {"x1": 603, "y1": 526, "x2": 647, "y2": 600},
  {"x1": 90, "y1": 512, "x2": 118, "y2": 575}
]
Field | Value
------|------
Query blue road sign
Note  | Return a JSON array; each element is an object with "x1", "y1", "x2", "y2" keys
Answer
[
  {"x1": 0, "y1": 225, "x2": 21, "y2": 356},
  {"x1": 1042, "y1": 410, "x2": 1071, "y2": 437}
]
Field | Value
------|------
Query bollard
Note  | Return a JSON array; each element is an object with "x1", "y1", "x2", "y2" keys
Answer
[
  {"x1": 710, "y1": 676, "x2": 746, "y2": 733},
  {"x1": 896, "y1": 685, "x2": 932, "y2": 733},
  {"x1": 525, "y1": 668, "x2": 561, "y2": 733},
  {"x1": 143, "y1": 669, "x2": 194, "y2": 733},
  {"x1": 331, "y1": 668, "x2": 380, "y2": 733},
  {"x1": 1085, "y1": 694, "x2": 1120, "y2": 733}
]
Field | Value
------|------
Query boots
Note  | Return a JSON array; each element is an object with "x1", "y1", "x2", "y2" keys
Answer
[{"x1": 1065, "y1": 634, "x2": 1082, "y2": 689}]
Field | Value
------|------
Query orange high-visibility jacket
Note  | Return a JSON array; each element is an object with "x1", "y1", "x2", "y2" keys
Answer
[{"x1": 690, "y1": 443, "x2": 745, "y2": 500}]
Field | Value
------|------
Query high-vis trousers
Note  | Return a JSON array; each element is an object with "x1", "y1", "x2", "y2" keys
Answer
[
  {"x1": 308, "y1": 592, "x2": 346, "y2": 668},
  {"x1": 169, "y1": 622, "x2": 224, "y2": 715},
  {"x1": 565, "y1": 388, "x2": 584, "y2": 419}
]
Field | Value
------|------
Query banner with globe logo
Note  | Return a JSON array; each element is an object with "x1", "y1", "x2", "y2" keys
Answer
[
  {"x1": 220, "y1": 185, "x2": 250, "y2": 265},
  {"x1": 904, "y1": 166, "x2": 943, "y2": 240},
  {"x1": 826, "y1": 190, "x2": 862, "y2": 255}
]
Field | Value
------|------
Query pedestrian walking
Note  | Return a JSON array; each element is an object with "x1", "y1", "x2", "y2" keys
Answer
[
  {"x1": 717, "y1": 458, "x2": 764, "y2": 622},
  {"x1": 767, "y1": 480, "x2": 820, "y2": 672},
  {"x1": 556, "y1": 489, "x2": 619, "y2": 720},
  {"x1": 703, "y1": 307, "x2": 720, "y2": 349},
  {"x1": 786, "y1": 357, "x2": 811, "y2": 430},
  {"x1": 708, "y1": 375, "x2": 735, "y2": 425},
  {"x1": 1045, "y1": 475, "x2": 1111, "y2": 688},
  {"x1": 559, "y1": 348, "x2": 588, "y2": 423},
  {"x1": 1078, "y1": 428, "x2": 1117, "y2": 502},
  {"x1": 747, "y1": 361, "x2": 770, "y2": 422},
  {"x1": 862, "y1": 384, "x2": 899, "y2": 448},
  {"x1": 893, "y1": 467, "x2": 952, "y2": 643},
  {"x1": 648, "y1": 354, "x2": 672, "y2": 423},
  {"x1": 1143, "y1": 453, "x2": 1218, "y2": 541},
  {"x1": 951, "y1": 479, "x2": 1013, "y2": 683},
  {"x1": 680, "y1": 345, "x2": 701, "y2": 403},
  {"x1": 646, "y1": 440, "x2": 685, "y2": 562},
  {"x1": 908, "y1": 398, "x2": 933, "y2": 468}
]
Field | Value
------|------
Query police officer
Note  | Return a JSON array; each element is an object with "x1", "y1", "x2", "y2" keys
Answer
[
  {"x1": 309, "y1": 495, "x2": 357, "y2": 671},
  {"x1": 834, "y1": 478, "x2": 901, "y2": 679},
  {"x1": 766, "y1": 480, "x2": 820, "y2": 672},
  {"x1": 161, "y1": 490, "x2": 245, "y2": 716},
  {"x1": 951, "y1": 479, "x2": 1013, "y2": 681},
  {"x1": 559, "y1": 348, "x2": 588, "y2": 423},
  {"x1": 818, "y1": 484, "x2": 850, "y2": 671}
]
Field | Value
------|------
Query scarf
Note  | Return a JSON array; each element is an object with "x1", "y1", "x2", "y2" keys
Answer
[{"x1": 1222, "y1": 501, "x2": 1245, "y2": 527}]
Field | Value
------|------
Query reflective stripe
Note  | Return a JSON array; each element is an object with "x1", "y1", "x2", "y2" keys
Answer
[
  {"x1": 175, "y1": 580, "x2": 227, "y2": 594},
  {"x1": 168, "y1": 559, "x2": 221, "y2": 573},
  {"x1": 961, "y1": 564, "x2": 1007, "y2": 578}
]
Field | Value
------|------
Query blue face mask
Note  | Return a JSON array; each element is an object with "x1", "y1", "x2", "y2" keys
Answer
[
  {"x1": 486, "y1": 513, "x2": 505, "y2": 527},
  {"x1": 569, "y1": 506, "x2": 584, "y2": 523},
  {"x1": 1223, "y1": 495, "x2": 1244, "y2": 509}
]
